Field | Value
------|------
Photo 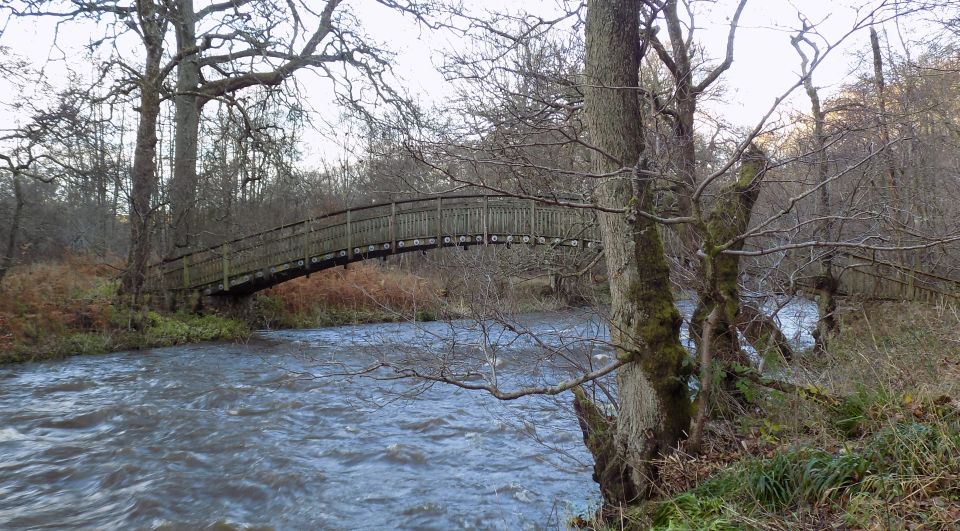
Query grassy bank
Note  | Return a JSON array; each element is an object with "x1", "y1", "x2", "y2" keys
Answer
[
  {"x1": 586, "y1": 301, "x2": 960, "y2": 530},
  {"x1": 0, "y1": 257, "x2": 249, "y2": 364},
  {"x1": 0, "y1": 259, "x2": 450, "y2": 363}
]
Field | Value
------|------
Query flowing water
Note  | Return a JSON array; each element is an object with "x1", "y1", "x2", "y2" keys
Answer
[{"x1": 0, "y1": 302, "x2": 817, "y2": 530}]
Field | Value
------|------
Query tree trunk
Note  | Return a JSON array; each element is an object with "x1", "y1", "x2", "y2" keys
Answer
[
  {"x1": 691, "y1": 145, "x2": 768, "y2": 371},
  {"x1": 579, "y1": 0, "x2": 691, "y2": 506},
  {"x1": 870, "y1": 27, "x2": 899, "y2": 217},
  {"x1": 119, "y1": 1, "x2": 165, "y2": 301},
  {"x1": 170, "y1": 0, "x2": 202, "y2": 253},
  {"x1": 0, "y1": 175, "x2": 24, "y2": 286},
  {"x1": 793, "y1": 31, "x2": 838, "y2": 351},
  {"x1": 737, "y1": 303, "x2": 794, "y2": 362},
  {"x1": 688, "y1": 306, "x2": 721, "y2": 454}
]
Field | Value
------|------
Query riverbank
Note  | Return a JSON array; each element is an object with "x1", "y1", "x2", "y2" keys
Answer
[
  {"x1": 0, "y1": 257, "x2": 250, "y2": 364},
  {"x1": 585, "y1": 300, "x2": 960, "y2": 530},
  {"x1": 250, "y1": 262, "x2": 579, "y2": 329},
  {"x1": 0, "y1": 258, "x2": 573, "y2": 363},
  {"x1": 0, "y1": 259, "x2": 427, "y2": 363}
]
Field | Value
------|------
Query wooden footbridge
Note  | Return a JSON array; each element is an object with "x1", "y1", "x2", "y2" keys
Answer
[
  {"x1": 146, "y1": 192, "x2": 960, "y2": 303},
  {"x1": 146, "y1": 194, "x2": 602, "y2": 296}
]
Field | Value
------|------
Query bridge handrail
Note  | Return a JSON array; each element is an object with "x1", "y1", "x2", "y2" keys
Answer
[
  {"x1": 157, "y1": 192, "x2": 588, "y2": 266},
  {"x1": 841, "y1": 251, "x2": 960, "y2": 286}
]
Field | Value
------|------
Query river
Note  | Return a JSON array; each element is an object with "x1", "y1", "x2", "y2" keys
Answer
[{"x1": 0, "y1": 302, "x2": 816, "y2": 530}]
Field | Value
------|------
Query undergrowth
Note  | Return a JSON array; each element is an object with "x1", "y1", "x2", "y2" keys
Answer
[
  {"x1": 0, "y1": 256, "x2": 249, "y2": 363},
  {"x1": 583, "y1": 301, "x2": 960, "y2": 530},
  {"x1": 648, "y1": 412, "x2": 960, "y2": 529},
  {"x1": 253, "y1": 262, "x2": 444, "y2": 328}
]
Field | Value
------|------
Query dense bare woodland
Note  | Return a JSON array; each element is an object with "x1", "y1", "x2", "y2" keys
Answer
[{"x1": 2, "y1": 0, "x2": 960, "y2": 528}]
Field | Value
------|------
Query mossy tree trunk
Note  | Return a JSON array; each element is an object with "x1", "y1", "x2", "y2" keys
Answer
[
  {"x1": 577, "y1": 0, "x2": 691, "y2": 506},
  {"x1": 691, "y1": 145, "x2": 769, "y2": 372}
]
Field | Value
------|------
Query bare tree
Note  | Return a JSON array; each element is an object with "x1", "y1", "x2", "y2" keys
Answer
[
  {"x1": 792, "y1": 22, "x2": 839, "y2": 352},
  {"x1": 119, "y1": 0, "x2": 167, "y2": 300},
  {"x1": 167, "y1": 0, "x2": 428, "y2": 252}
]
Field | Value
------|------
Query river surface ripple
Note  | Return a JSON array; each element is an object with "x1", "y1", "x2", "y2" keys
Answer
[
  {"x1": 0, "y1": 303, "x2": 816, "y2": 530},
  {"x1": 0, "y1": 312, "x2": 615, "y2": 530}
]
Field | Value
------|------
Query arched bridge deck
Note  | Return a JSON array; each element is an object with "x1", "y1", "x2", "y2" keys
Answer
[{"x1": 147, "y1": 194, "x2": 603, "y2": 296}]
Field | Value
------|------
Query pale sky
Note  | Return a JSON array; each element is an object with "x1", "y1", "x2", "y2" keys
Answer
[{"x1": 0, "y1": 0, "x2": 939, "y2": 168}]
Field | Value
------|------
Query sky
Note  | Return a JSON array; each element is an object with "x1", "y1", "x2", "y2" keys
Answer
[{"x1": 0, "y1": 0, "x2": 940, "y2": 168}]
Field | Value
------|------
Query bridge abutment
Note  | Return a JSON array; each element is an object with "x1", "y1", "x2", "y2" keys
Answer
[{"x1": 201, "y1": 293, "x2": 258, "y2": 322}]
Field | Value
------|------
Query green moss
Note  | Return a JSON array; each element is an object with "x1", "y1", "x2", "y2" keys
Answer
[
  {"x1": 621, "y1": 207, "x2": 693, "y2": 450},
  {"x1": 690, "y1": 145, "x2": 770, "y2": 377},
  {"x1": 572, "y1": 386, "x2": 639, "y2": 505}
]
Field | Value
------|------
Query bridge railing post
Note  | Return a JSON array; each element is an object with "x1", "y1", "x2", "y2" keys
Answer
[
  {"x1": 436, "y1": 196, "x2": 442, "y2": 247},
  {"x1": 390, "y1": 202, "x2": 397, "y2": 254},
  {"x1": 303, "y1": 218, "x2": 312, "y2": 273},
  {"x1": 529, "y1": 199, "x2": 536, "y2": 244},
  {"x1": 222, "y1": 243, "x2": 230, "y2": 292},
  {"x1": 483, "y1": 194, "x2": 489, "y2": 245},
  {"x1": 346, "y1": 209, "x2": 353, "y2": 260}
]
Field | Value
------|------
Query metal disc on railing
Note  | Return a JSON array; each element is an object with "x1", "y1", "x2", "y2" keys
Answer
[
  {"x1": 339, "y1": 250, "x2": 347, "y2": 257},
  {"x1": 428, "y1": 238, "x2": 436, "y2": 244},
  {"x1": 537, "y1": 236, "x2": 546, "y2": 244},
  {"x1": 570, "y1": 240, "x2": 578, "y2": 246},
  {"x1": 522, "y1": 235, "x2": 530, "y2": 243},
  {"x1": 398, "y1": 241, "x2": 405, "y2": 248},
  {"x1": 459, "y1": 236, "x2": 467, "y2": 243},
  {"x1": 413, "y1": 239, "x2": 421, "y2": 246},
  {"x1": 444, "y1": 236, "x2": 452, "y2": 243},
  {"x1": 368, "y1": 245, "x2": 376, "y2": 251},
  {"x1": 490, "y1": 235, "x2": 498, "y2": 242},
  {"x1": 297, "y1": 260, "x2": 304, "y2": 266},
  {"x1": 475, "y1": 235, "x2": 483, "y2": 242},
  {"x1": 383, "y1": 243, "x2": 391, "y2": 249},
  {"x1": 507, "y1": 235, "x2": 514, "y2": 242}
]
